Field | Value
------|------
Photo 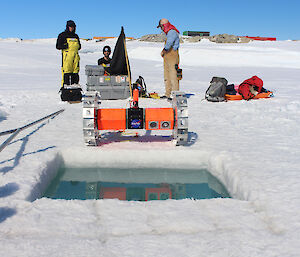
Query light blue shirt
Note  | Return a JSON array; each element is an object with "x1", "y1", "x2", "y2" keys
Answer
[{"x1": 164, "y1": 30, "x2": 180, "y2": 51}]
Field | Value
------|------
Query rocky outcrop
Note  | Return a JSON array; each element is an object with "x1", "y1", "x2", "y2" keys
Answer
[
  {"x1": 139, "y1": 34, "x2": 166, "y2": 42},
  {"x1": 209, "y1": 34, "x2": 254, "y2": 43},
  {"x1": 238, "y1": 37, "x2": 253, "y2": 43},
  {"x1": 139, "y1": 33, "x2": 253, "y2": 44},
  {"x1": 139, "y1": 34, "x2": 184, "y2": 43},
  {"x1": 185, "y1": 36, "x2": 202, "y2": 43},
  {"x1": 190, "y1": 34, "x2": 253, "y2": 43},
  {"x1": 209, "y1": 34, "x2": 239, "y2": 43}
]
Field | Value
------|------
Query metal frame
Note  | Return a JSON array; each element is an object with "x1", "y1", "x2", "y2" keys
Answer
[{"x1": 82, "y1": 91, "x2": 189, "y2": 146}]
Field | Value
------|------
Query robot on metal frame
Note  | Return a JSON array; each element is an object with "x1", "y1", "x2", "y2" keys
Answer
[{"x1": 82, "y1": 86, "x2": 189, "y2": 146}]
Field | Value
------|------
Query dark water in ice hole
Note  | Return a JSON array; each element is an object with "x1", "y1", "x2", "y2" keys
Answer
[{"x1": 43, "y1": 167, "x2": 230, "y2": 201}]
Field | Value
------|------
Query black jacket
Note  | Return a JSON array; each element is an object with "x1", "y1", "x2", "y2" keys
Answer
[
  {"x1": 98, "y1": 57, "x2": 111, "y2": 66},
  {"x1": 56, "y1": 30, "x2": 81, "y2": 50}
]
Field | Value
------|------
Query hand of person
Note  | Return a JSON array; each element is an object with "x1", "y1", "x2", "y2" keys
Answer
[{"x1": 161, "y1": 49, "x2": 166, "y2": 57}]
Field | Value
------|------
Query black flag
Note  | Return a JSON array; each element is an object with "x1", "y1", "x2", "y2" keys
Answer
[{"x1": 105, "y1": 27, "x2": 131, "y2": 76}]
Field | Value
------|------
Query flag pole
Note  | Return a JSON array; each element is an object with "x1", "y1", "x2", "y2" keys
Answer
[{"x1": 123, "y1": 36, "x2": 132, "y2": 98}]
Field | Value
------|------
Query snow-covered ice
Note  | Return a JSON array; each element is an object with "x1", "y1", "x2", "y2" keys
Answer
[{"x1": 1, "y1": 37, "x2": 300, "y2": 256}]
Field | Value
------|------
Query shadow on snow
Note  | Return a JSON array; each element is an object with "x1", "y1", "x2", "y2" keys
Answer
[
  {"x1": 0, "y1": 122, "x2": 56, "y2": 174},
  {"x1": 0, "y1": 182, "x2": 19, "y2": 198},
  {"x1": 0, "y1": 207, "x2": 17, "y2": 223}
]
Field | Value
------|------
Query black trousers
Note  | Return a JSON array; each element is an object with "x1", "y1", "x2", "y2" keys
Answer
[{"x1": 63, "y1": 73, "x2": 79, "y2": 85}]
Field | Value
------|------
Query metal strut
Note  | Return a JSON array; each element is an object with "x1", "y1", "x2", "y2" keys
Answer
[
  {"x1": 82, "y1": 91, "x2": 100, "y2": 146},
  {"x1": 172, "y1": 91, "x2": 189, "y2": 146}
]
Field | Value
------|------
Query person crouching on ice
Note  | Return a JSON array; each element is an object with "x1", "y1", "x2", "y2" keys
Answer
[
  {"x1": 157, "y1": 18, "x2": 180, "y2": 100},
  {"x1": 56, "y1": 20, "x2": 81, "y2": 87}
]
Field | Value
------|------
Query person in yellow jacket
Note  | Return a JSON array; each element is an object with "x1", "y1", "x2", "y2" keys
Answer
[{"x1": 56, "y1": 20, "x2": 81, "y2": 86}]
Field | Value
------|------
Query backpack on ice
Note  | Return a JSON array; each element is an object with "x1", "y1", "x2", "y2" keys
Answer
[
  {"x1": 205, "y1": 77, "x2": 228, "y2": 102},
  {"x1": 134, "y1": 76, "x2": 148, "y2": 97},
  {"x1": 60, "y1": 86, "x2": 82, "y2": 102},
  {"x1": 238, "y1": 76, "x2": 263, "y2": 100}
]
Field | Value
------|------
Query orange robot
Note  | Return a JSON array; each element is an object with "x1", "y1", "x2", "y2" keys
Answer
[{"x1": 83, "y1": 80, "x2": 188, "y2": 146}]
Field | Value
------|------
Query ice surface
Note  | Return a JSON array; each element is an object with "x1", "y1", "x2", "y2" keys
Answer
[{"x1": 0, "y1": 38, "x2": 300, "y2": 256}]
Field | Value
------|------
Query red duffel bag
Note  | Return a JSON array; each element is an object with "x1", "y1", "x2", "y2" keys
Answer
[{"x1": 238, "y1": 76, "x2": 263, "y2": 100}]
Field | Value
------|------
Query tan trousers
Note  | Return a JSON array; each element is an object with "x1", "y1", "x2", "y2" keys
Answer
[{"x1": 164, "y1": 49, "x2": 179, "y2": 97}]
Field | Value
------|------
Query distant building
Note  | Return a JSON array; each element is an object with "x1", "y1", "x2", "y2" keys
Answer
[{"x1": 183, "y1": 31, "x2": 210, "y2": 37}]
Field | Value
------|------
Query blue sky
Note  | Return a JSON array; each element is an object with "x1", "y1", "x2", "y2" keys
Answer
[{"x1": 1, "y1": 0, "x2": 299, "y2": 40}]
